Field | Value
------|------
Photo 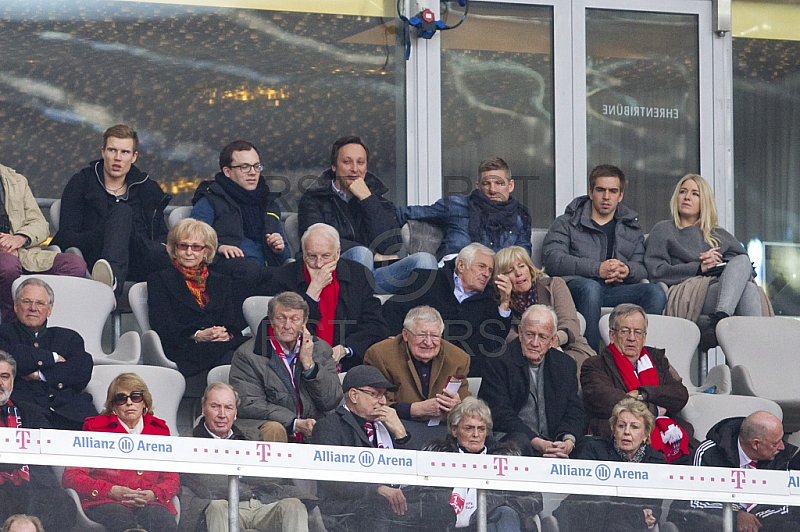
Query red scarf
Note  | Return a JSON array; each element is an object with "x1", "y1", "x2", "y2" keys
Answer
[
  {"x1": 608, "y1": 343, "x2": 689, "y2": 463},
  {"x1": 303, "y1": 264, "x2": 339, "y2": 348},
  {"x1": 268, "y1": 326, "x2": 304, "y2": 443},
  {"x1": 173, "y1": 259, "x2": 210, "y2": 308},
  {"x1": 0, "y1": 401, "x2": 30, "y2": 485}
]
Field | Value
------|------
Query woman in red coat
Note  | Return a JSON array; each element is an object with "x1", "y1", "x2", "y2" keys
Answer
[{"x1": 62, "y1": 373, "x2": 179, "y2": 532}]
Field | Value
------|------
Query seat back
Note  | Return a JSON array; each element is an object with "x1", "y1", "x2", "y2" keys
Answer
[
  {"x1": 717, "y1": 316, "x2": 800, "y2": 402},
  {"x1": 530, "y1": 228, "x2": 548, "y2": 269},
  {"x1": 467, "y1": 376, "x2": 482, "y2": 396},
  {"x1": 85, "y1": 365, "x2": 186, "y2": 435},
  {"x1": 128, "y1": 281, "x2": 151, "y2": 331},
  {"x1": 12, "y1": 274, "x2": 116, "y2": 361},
  {"x1": 680, "y1": 393, "x2": 782, "y2": 441},
  {"x1": 168, "y1": 205, "x2": 193, "y2": 229},
  {"x1": 207, "y1": 364, "x2": 231, "y2": 385},
  {"x1": 401, "y1": 220, "x2": 444, "y2": 256},
  {"x1": 243, "y1": 295, "x2": 273, "y2": 335},
  {"x1": 284, "y1": 213, "x2": 301, "y2": 256},
  {"x1": 600, "y1": 313, "x2": 702, "y2": 388},
  {"x1": 49, "y1": 198, "x2": 62, "y2": 233}
]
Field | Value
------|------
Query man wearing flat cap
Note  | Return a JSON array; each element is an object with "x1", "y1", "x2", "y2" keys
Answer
[{"x1": 312, "y1": 365, "x2": 454, "y2": 532}]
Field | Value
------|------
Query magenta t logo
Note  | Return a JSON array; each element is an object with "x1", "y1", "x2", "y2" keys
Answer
[
  {"x1": 15, "y1": 429, "x2": 31, "y2": 450},
  {"x1": 493, "y1": 456, "x2": 508, "y2": 477},
  {"x1": 732, "y1": 469, "x2": 747, "y2": 490},
  {"x1": 256, "y1": 443, "x2": 271, "y2": 463}
]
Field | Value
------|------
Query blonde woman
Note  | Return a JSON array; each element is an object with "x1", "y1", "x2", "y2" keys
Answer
[
  {"x1": 494, "y1": 246, "x2": 595, "y2": 371},
  {"x1": 644, "y1": 174, "x2": 764, "y2": 347}
]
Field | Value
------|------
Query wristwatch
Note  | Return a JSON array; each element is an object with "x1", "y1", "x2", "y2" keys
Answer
[{"x1": 636, "y1": 392, "x2": 645, "y2": 402}]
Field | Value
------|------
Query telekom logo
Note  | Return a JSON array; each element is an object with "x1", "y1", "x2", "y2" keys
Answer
[
  {"x1": 493, "y1": 457, "x2": 508, "y2": 477},
  {"x1": 732, "y1": 469, "x2": 747, "y2": 490},
  {"x1": 256, "y1": 443, "x2": 271, "y2": 463},
  {"x1": 15, "y1": 429, "x2": 31, "y2": 450}
]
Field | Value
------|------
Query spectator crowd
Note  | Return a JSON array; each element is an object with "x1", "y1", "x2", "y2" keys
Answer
[{"x1": 0, "y1": 125, "x2": 788, "y2": 532}]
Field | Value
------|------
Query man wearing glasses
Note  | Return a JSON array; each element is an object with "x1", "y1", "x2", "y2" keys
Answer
[
  {"x1": 312, "y1": 365, "x2": 457, "y2": 532},
  {"x1": 229, "y1": 291, "x2": 341, "y2": 443},
  {"x1": 0, "y1": 278, "x2": 96, "y2": 431},
  {"x1": 581, "y1": 303, "x2": 692, "y2": 463},
  {"x1": 268, "y1": 223, "x2": 388, "y2": 372},
  {"x1": 51, "y1": 124, "x2": 171, "y2": 295},
  {"x1": 192, "y1": 140, "x2": 290, "y2": 324},
  {"x1": 363, "y1": 305, "x2": 470, "y2": 448}
]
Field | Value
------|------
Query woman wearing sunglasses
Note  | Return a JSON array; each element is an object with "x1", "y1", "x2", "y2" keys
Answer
[
  {"x1": 147, "y1": 218, "x2": 247, "y2": 377},
  {"x1": 62, "y1": 373, "x2": 179, "y2": 532}
]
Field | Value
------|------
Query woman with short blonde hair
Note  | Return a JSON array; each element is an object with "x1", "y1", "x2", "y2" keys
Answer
[
  {"x1": 494, "y1": 246, "x2": 596, "y2": 371},
  {"x1": 148, "y1": 220, "x2": 246, "y2": 376}
]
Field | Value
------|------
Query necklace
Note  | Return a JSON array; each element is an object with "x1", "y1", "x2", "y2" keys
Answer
[{"x1": 105, "y1": 181, "x2": 127, "y2": 194}]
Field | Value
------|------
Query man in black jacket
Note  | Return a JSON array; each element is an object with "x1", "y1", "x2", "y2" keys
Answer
[
  {"x1": 180, "y1": 382, "x2": 310, "y2": 532},
  {"x1": 0, "y1": 351, "x2": 76, "y2": 530},
  {"x1": 383, "y1": 242, "x2": 512, "y2": 377},
  {"x1": 478, "y1": 305, "x2": 585, "y2": 457},
  {"x1": 267, "y1": 223, "x2": 388, "y2": 372},
  {"x1": 312, "y1": 365, "x2": 454, "y2": 532},
  {"x1": 51, "y1": 124, "x2": 171, "y2": 295},
  {"x1": 0, "y1": 278, "x2": 96, "y2": 430},
  {"x1": 668, "y1": 412, "x2": 800, "y2": 532},
  {"x1": 298, "y1": 135, "x2": 435, "y2": 294}
]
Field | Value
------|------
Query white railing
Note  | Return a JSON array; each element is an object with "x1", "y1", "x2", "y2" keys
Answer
[{"x1": 4, "y1": 427, "x2": 800, "y2": 530}]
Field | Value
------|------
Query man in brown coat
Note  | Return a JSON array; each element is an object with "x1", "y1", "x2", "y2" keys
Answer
[{"x1": 364, "y1": 305, "x2": 471, "y2": 448}]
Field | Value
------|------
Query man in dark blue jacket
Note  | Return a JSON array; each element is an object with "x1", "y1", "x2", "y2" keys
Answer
[
  {"x1": 0, "y1": 278, "x2": 96, "y2": 431},
  {"x1": 398, "y1": 156, "x2": 532, "y2": 261},
  {"x1": 192, "y1": 140, "x2": 290, "y2": 325}
]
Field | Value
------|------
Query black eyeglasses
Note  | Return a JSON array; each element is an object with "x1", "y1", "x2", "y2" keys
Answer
[
  {"x1": 113, "y1": 391, "x2": 145, "y2": 405},
  {"x1": 176, "y1": 242, "x2": 205, "y2": 252},
  {"x1": 228, "y1": 163, "x2": 263, "y2": 173}
]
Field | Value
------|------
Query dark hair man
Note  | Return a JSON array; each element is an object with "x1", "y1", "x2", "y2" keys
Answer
[
  {"x1": 51, "y1": 124, "x2": 171, "y2": 295},
  {"x1": 542, "y1": 164, "x2": 666, "y2": 351}
]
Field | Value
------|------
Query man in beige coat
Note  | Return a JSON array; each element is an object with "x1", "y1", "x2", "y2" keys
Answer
[
  {"x1": 0, "y1": 164, "x2": 86, "y2": 321},
  {"x1": 364, "y1": 305, "x2": 471, "y2": 448}
]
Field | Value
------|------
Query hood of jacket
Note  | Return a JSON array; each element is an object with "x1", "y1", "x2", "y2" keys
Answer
[
  {"x1": 305, "y1": 168, "x2": 388, "y2": 197},
  {"x1": 563, "y1": 194, "x2": 642, "y2": 230}
]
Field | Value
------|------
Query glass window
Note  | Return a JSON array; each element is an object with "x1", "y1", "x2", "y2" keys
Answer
[
  {"x1": 585, "y1": 9, "x2": 699, "y2": 231},
  {"x1": 733, "y1": 38, "x2": 800, "y2": 314},
  {"x1": 440, "y1": 3, "x2": 555, "y2": 229},
  {"x1": 0, "y1": 1, "x2": 405, "y2": 209}
]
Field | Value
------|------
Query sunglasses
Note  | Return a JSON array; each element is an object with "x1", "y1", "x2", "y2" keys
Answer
[{"x1": 113, "y1": 391, "x2": 145, "y2": 406}]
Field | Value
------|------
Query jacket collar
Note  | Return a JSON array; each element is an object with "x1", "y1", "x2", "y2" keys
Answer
[
  {"x1": 336, "y1": 404, "x2": 374, "y2": 447},
  {"x1": 565, "y1": 195, "x2": 641, "y2": 229}
]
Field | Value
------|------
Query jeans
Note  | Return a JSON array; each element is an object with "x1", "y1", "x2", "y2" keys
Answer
[
  {"x1": 341, "y1": 246, "x2": 437, "y2": 294},
  {"x1": 566, "y1": 277, "x2": 667, "y2": 352},
  {"x1": 487, "y1": 505, "x2": 521, "y2": 532},
  {"x1": 700, "y1": 254, "x2": 762, "y2": 316}
]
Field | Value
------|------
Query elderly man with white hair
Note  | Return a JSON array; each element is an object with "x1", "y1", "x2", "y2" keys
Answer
[
  {"x1": 478, "y1": 304, "x2": 585, "y2": 457},
  {"x1": 268, "y1": 223, "x2": 389, "y2": 371},
  {"x1": 364, "y1": 305, "x2": 471, "y2": 447},
  {"x1": 383, "y1": 242, "x2": 513, "y2": 377}
]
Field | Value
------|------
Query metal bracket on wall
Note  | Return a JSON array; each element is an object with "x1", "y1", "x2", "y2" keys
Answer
[{"x1": 713, "y1": 0, "x2": 732, "y2": 35}]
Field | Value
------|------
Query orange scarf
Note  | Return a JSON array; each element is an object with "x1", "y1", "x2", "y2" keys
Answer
[{"x1": 173, "y1": 260, "x2": 210, "y2": 308}]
